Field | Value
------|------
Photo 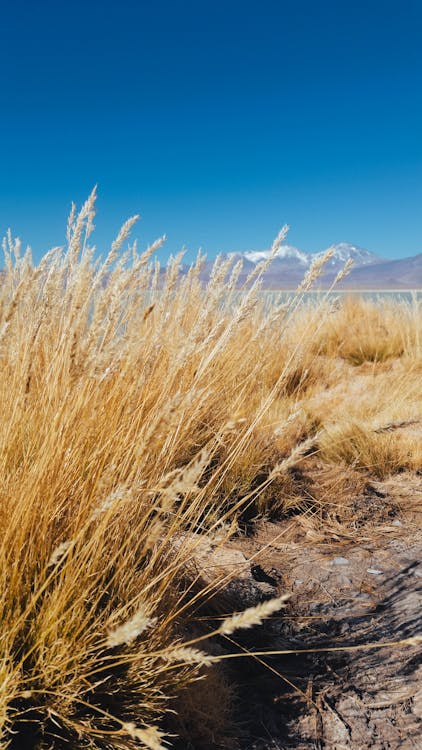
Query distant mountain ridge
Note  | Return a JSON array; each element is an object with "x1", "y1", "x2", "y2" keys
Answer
[
  {"x1": 229, "y1": 242, "x2": 382, "y2": 270},
  {"x1": 217, "y1": 242, "x2": 422, "y2": 289}
]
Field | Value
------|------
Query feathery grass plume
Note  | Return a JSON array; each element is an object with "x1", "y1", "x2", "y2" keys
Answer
[
  {"x1": 160, "y1": 647, "x2": 213, "y2": 667},
  {"x1": 268, "y1": 433, "x2": 320, "y2": 480},
  {"x1": 121, "y1": 722, "x2": 167, "y2": 750},
  {"x1": 159, "y1": 449, "x2": 209, "y2": 500},
  {"x1": 226, "y1": 258, "x2": 244, "y2": 293},
  {"x1": 67, "y1": 186, "x2": 97, "y2": 265},
  {"x1": 110, "y1": 214, "x2": 140, "y2": 258},
  {"x1": 273, "y1": 408, "x2": 304, "y2": 436},
  {"x1": 136, "y1": 234, "x2": 167, "y2": 268},
  {"x1": 244, "y1": 224, "x2": 289, "y2": 286},
  {"x1": 89, "y1": 484, "x2": 135, "y2": 519},
  {"x1": 219, "y1": 595, "x2": 289, "y2": 635},
  {"x1": 296, "y1": 246, "x2": 335, "y2": 294},
  {"x1": 374, "y1": 417, "x2": 421, "y2": 433},
  {"x1": 332, "y1": 256, "x2": 354, "y2": 285},
  {"x1": 66, "y1": 201, "x2": 77, "y2": 244},
  {"x1": 106, "y1": 606, "x2": 157, "y2": 648},
  {"x1": 47, "y1": 540, "x2": 73, "y2": 568}
]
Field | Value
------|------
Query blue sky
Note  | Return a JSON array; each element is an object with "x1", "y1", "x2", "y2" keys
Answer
[{"x1": 1, "y1": 0, "x2": 421, "y2": 264}]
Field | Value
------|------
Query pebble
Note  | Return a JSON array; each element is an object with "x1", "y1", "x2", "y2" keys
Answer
[
  {"x1": 332, "y1": 556, "x2": 349, "y2": 565},
  {"x1": 367, "y1": 568, "x2": 383, "y2": 575}
]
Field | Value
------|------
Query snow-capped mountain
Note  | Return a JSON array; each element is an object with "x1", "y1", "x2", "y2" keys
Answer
[
  {"x1": 209, "y1": 242, "x2": 421, "y2": 288},
  {"x1": 228, "y1": 242, "x2": 382, "y2": 269},
  {"x1": 241, "y1": 244, "x2": 310, "y2": 265},
  {"x1": 313, "y1": 243, "x2": 381, "y2": 268}
]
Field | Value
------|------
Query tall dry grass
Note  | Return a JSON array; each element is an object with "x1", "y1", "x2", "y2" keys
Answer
[
  {"x1": 0, "y1": 192, "x2": 420, "y2": 748},
  {"x1": 0, "y1": 192, "x2": 308, "y2": 748}
]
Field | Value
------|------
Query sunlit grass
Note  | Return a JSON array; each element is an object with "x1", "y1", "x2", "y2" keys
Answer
[{"x1": 0, "y1": 191, "x2": 420, "y2": 748}]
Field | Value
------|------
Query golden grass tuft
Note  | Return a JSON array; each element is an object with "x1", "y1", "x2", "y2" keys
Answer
[
  {"x1": 313, "y1": 294, "x2": 419, "y2": 364},
  {"x1": 0, "y1": 193, "x2": 420, "y2": 747}
]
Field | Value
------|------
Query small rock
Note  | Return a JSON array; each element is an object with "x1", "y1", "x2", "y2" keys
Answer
[
  {"x1": 367, "y1": 568, "x2": 383, "y2": 575},
  {"x1": 332, "y1": 556, "x2": 349, "y2": 565},
  {"x1": 171, "y1": 532, "x2": 277, "y2": 609}
]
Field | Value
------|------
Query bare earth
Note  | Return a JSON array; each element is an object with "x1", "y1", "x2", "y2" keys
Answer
[{"x1": 192, "y1": 470, "x2": 422, "y2": 750}]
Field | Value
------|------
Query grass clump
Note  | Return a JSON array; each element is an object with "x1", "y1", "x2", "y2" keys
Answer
[
  {"x1": 0, "y1": 193, "x2": 298, "y2": 748},
  {"x1": 318, "y1": 421, "x2": 422, "y2": 478},
  {"x1": 0, "y1": 191, "x2": 420, "y2": 748},
  {"x1": 313, "y1": 295, "x2": 418, "y2": 364}
]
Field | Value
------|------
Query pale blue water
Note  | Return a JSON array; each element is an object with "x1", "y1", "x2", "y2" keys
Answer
[{"x1": 258, "y1": 290, "x2": 422, "y2": 306}]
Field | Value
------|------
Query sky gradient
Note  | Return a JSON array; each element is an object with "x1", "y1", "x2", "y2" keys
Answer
[{"x1": 1, "y1": 0, "x2": 422, "y2": 265}]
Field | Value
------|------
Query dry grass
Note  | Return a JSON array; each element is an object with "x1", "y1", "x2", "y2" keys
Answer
[
  {"x1": 312, "y1": 294, "x2": 419, "y2": 364},
  {"x1": 0, "y1": 192, "x2": 420, "y2": 748}
]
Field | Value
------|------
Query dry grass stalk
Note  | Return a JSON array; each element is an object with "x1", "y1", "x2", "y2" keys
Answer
[
  {"x1": 106, "y1": 606, "x2": 158, "y2": 648},
  {"x1": 121, "y1": 722, "x2": 167, "y2": 750},
  {"x1": 160, "y1": 647, "x2": 214, "y2": 667},
  {"x1": 219, "y1": 595, "x2": 289, "y2": 635}
]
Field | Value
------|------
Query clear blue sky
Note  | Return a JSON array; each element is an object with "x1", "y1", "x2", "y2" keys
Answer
[{"x1": 1, "y1": 0, "x2": 421, "y2": 264}]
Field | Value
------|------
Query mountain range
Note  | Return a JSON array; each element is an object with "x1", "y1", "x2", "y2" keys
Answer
[{"x1": 202, "y1": 242, "x2": 422, "y2": 289}]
